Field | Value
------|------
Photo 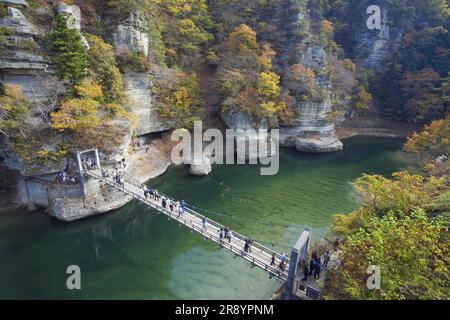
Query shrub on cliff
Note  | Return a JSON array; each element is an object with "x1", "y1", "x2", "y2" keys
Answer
[
  {"x1": 217, "y1": 24, "x2": 292, "y2": 126},
  {"x1": 0, "y1": 26, "x2": 13, "y2": 53},
  {"x1": 48, "y1": 14, "x2": 89, "y2": 89},
  {"x1": 0, "y1": 85, "x2": 30, "y2": 138},
  {"x1": 116, "y1": 49, "x2": 151, "y2": 73},
  {"x1": 51, "y1": 79, "x2": 134, "y2": 151},
  {"x1": 86, "y1": 34, "x2": 125, "y2": 104},
  {"x1": 155, "y1": 71, "x2": 204, "y2": 129}
]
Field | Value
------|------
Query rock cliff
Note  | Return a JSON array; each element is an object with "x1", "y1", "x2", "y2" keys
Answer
[
  {"x1": 113, "y1": 12, "x2": 170, "y2": 135},
  {"x1": 0, "y1": 1, "x2": 171, "y2": 221}
]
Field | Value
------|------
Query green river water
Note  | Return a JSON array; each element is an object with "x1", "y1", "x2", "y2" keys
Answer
[{"x1": 0, "y1": 137, "x2": 406, "y2": 299}]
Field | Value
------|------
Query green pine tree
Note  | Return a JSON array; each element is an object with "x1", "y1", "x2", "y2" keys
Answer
[{"x1": 48, "y1": 14, "x2": 89, "y2": 88}]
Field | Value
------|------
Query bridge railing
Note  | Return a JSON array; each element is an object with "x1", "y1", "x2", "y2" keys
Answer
[
  {"x1": 182, "y1": 206, "x2": 290, "y2": 264},
  {"x1": 158, "y1": 192, "x2": 290, "y2": 264},
  {"x1": 178, "y1": 216, "x2": 288, "y2": 281},
  {"x1": 86, "y1": 171, "x2": 289, "y2": 280}
]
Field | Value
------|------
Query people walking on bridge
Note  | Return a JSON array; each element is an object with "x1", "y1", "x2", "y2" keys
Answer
[
  {"x1": 229, "y1": 230, "x2": 233, "y2": 242},
  {"x1": 271, "y1": 253, "x2": 276, "y2": 266},
  {"x1": 244, "y1": 239, "x2": 250, "y2": 253},
  {"x1": 218, "y1": 228, "x2": 224, "y2": 247},
  {"x1": 248, "y1": 239, "x2": 253, "y2": 253},
  {"x1": 181, "y1": 200, "x2": 186, "y2": 213},
  {"x1": 278, "y1": 253, "x2": 288, "y2": 271},
  {"x1": 177, "y1": 201, "x2": 183, "y2": 216},
  {"x1": 224, "y1": 226, "x2": 230, "y2": 242},
  {"x1": 202, "y1": 217, "x2": 208, "y2": 230},
  {"x1": 162, "y1": 197, "x2": 167, "y2": 209},
  {"x1": 280, "y1": 253, "x2": 287, "y2": 264},
  {"x1": 323, "y1": 251, "x2": 330, "y2": 268},
  {"x1": 169, "y1": 200, "x2": 174, "y2": 212}
]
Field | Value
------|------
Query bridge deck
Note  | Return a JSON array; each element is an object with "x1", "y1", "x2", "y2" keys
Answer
[{"x1": 85, "y1": 170, "x2": 289, "y2": 282}]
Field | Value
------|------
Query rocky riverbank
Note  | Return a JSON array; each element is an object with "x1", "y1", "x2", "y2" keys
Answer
[
  {"x1": 50, "y1": 138, "x2": 172, "y2": 221},
  {"x1": 337, "y1": 118, "x2": 423, "y2": 141}
]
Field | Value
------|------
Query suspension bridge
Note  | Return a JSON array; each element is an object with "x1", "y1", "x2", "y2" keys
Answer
[
  {"x1": 85, "y1": 169, "x2": 291, "y2": 281},
  {"x1": 77, "y1": 149, "x2": 320, "y2": 299}
]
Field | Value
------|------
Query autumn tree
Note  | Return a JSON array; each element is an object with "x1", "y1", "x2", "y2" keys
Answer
[
  {"x1": 86, "y1": 34, "x2": 125, "y2": 104},
  {"x1": 51, "y1": 80, "x2": 133, "y2": 152},
  {"x1": 325, "y1": 209, "x2": 449, "y2": 300},
  {"x1": 400, "y1": 68, "x2": 444, "y2": 122},
  {"x1": 327, "y1": 166, "x2": 450, "y2": 300},
  {"x1": 331, "y1": 172, "x2": 447, "y2": 235},
  {"x1": 404, "y1": 115, "x2": 450, "y2": 174},
  {"x1": 0, "y1": 85, "x2": 30, "y2": 137},
  {"x1": 155, "y1": 71, "x2": 204, "y2": 129},
  {"x1": 217, "y1": 24, "x2": 289, "y2": 126}
]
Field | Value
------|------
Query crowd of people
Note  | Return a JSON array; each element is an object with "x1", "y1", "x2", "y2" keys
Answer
[
  {"x1": 141, "y1": 184, "x2": 189, "y2": 219},
  {"x1": 55, "y1": 170, "x2": 77, "y2": 185},
  {"x1": 302, "y1": 251, "x2": 331, "y2": 281},
  {"x1": 114, "y1": 159, "x2": 127, "y2": 171},
  {"x1": 81, "y1": 157, "x2": 97, "y2": 171},
  {"x1": 218, "y1": 226, "x2": 234, "y2": 243},
  {"x1": 95, "y1": 164, "x2": 334, "y2": 281}
]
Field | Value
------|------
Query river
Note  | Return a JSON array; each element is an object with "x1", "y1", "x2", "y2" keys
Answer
[{"x1": 0, "y1": 137, "x2": 406, "y2": 299}]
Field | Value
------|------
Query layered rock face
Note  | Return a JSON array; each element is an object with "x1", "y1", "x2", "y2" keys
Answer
[
  {"x1": 352, "y1": 2, "x2": 403, "y2": 70},
  {"x1": 0, "y1": 5, "x2": 54, "y2": 94},
  {"x1": 276, "y1": 3, "x2": 342, "y2": 153},
  {"x1": 0, "y1": 2, "x2": 66, "y2": 175},
  {"x1": 280, "y1": 39, "x2": 343, "y2": 153},
  {"x1": 113, "y1": 12, "x2": 170, "y2": 136}
]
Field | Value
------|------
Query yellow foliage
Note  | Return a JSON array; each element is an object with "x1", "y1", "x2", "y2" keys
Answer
[
  {"x1": 228, "y1": 24, "x2": 259, "y2": 54},
  {"x1": 258, "y1": 43, "x2": 276, "y2": 70},
  {"x1": 0, "y1": 85, "x2": 30, "y2": 137},
  {"x1": 74, "y1": 81, "x2": 103, "y2": 100},
  {"x1": 320, "y1": 20, "x2": 334, "y2": 35},
  {"x1": 260, "y1": 101, "x2": 286, "y2": 118},
  {"x1": 343, "y1": 58, "x2": 356, "y2": 73},
  {"x1": 35, "y1": 146, "x2": 69, "y2": 163},
  {"x1": 257, "y1": 71, "x2": 281, "y2": 99}
]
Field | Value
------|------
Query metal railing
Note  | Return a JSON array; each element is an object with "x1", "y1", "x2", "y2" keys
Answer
[{"x1": 85, "y1": 170, "x2": 289, "y2": 282}]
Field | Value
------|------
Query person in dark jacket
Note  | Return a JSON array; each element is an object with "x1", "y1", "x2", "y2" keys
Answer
[{"x1": 302, "y1": 264, "x2": 309, "y2": 281}]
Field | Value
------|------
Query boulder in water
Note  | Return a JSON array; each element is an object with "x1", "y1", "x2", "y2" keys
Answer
[
  {"x1": 295, "y1": 136, "x2": 343, "y2": 153},
  {"x1": 189, "y1": 157, "x2": 212, "y2": 176}
]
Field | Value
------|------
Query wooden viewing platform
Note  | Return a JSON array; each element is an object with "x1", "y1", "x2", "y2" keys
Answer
[{"x1": 85, "y1": 170, "x2": 290, "y2": 282}]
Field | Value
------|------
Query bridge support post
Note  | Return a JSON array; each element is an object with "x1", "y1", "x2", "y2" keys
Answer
[
  {"x1": 76, "y1": 151, "x2": 86, "y2": 198},
  {"x1": 94, "y1": 148, "x2": 101, "y2": 170},
  {"x1": 285, "y1": 228, "x2": 311, "y2": 298}
]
